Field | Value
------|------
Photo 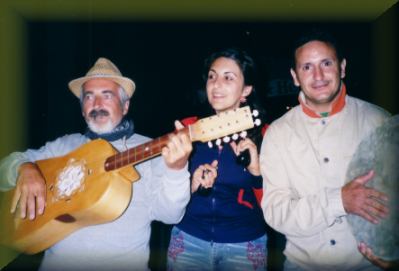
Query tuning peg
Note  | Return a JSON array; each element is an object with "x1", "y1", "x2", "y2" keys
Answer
[
  {"x1": 232, "y1": 133, "x2": 239, "y2": 140},
  {"x1": 254, "y1": 119, "x2": 261, "y2": 126},
  {"x1": 240, "y1": 131, "x2": 247, "y2": 138},
  {"x1": 223, "y1": 136, "x2": 230, "y2": 143},
  {"x1": 215, "y1": 138, "x2": 222, "y2": 146},
  {"x1": 252, "y1": 110, "x2": 259, "y2": 117},
  {"x1": 208, "y1": 141, "x2": 213, "y2": 148}
]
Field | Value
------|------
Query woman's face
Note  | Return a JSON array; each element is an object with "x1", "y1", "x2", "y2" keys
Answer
[{"x1": 206, "y1": 57, "x2": 252, "y2": 113}]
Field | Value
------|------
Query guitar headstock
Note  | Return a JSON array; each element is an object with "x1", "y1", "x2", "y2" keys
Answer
[{"x1": 189, "y1": 106, "x2": 261, "y2": 144}]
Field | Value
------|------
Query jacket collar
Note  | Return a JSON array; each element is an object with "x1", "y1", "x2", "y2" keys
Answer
[{"x1": 298, "y1": 83, "x2": 347, "y2": 118}]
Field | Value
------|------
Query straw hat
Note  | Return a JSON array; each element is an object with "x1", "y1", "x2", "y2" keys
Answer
[{"x1": 68, "y1": 57, "x2": 136, "y2": 98}]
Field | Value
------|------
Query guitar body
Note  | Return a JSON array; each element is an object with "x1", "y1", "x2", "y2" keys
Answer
[{"x1": 0, "y1": 139, "x2": 139, "y2": 254}]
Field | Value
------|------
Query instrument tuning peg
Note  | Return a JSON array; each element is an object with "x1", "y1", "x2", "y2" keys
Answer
[
  {"x1": 223, "y1": 136, "x2": 230, "y2": 143},
  {"x1": 232, "y1": 133, "x2": 239, "y2": 140},
  {"x1": 208, "y1": 141, "x2": 213, "y2": 148},
  {"x1": 252, "y1": 110, "x2": 259, "y2": 117},
  {"x1": 254, "y1": 119, "x2": 261, "y2": 126},
  {"x1": 240, "y1": 131, "x2": 247, "y2": 138},
  {"x1": 215, "y1": 138, "x2": 222, "y2": 146}
]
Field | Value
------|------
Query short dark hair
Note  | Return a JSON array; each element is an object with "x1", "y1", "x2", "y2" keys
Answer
[{"x1": 291, "y1": 28, "x2": 344, "y2": 69}]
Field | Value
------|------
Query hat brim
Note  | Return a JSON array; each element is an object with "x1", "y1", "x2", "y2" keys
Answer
[{"x1": 68, "y1": 75, "x2": 136, "y2": 98}]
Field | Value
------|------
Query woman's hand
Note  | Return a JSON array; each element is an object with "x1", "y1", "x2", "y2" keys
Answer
[
  {"x1": 230, "y1": 138, "x2": 260, "y2": 176},
  {"x1": 191, "y1": 160, "x2": 218, "y2": 193}
]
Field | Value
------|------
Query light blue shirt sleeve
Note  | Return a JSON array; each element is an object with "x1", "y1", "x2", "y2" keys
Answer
[
  {"x1": 140, "y1": 157, "x2": 191, "y2": 224},
  {"x1": 0, "y1": 133, "x2": 87, "y2": 191},
  {"x1": 0, "y1": 152, "x2": 30, "y2": 191}
]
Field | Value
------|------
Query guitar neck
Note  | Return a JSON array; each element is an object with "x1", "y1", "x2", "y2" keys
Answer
[
  {"x1": 104, "y1": 106, "x2": 256, "y2": 171},
  {"x1": 104, "y1": 127, "x2": 190, "y2": 171}
]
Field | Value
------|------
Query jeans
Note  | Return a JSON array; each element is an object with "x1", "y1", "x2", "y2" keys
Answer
[{"x1": 167, "y1": 227, "x2": 267, "y2": 271}]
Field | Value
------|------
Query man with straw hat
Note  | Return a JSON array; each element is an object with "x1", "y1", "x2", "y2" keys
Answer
[{"x1": 0, "y1": 57, "x2": 193, "y2": 270}]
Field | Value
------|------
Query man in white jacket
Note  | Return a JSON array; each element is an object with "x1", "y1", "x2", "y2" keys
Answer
[
  {"x1": 0, "y1": 57, "x2": 192, "y2": 271},
  {"x1": 260, "y1": 30, "x2": 392, "y2": 270}
]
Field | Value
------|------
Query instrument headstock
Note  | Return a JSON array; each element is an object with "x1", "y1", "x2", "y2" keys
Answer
[{"x1": 189, "y1": 106, "x2": 261, "y2": 146}]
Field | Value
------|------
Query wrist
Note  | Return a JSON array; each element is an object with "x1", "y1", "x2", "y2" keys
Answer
[
  {"x1": 247, "y1": 165, "x2": 261, "y2": 176},
  {"x1": 18, "y1": 162, "x2": 37, "y2": 174}
]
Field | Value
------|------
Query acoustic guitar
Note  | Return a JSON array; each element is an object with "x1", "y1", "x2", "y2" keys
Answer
[{"x1": 0, "y1": 106, "x2": 259, "y2": 254}]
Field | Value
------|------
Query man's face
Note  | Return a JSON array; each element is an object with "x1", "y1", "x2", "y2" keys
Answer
[
  {"x1": 81, "y1": 78, "x2": 129, "y2": 134},
  {"x1": 290, "y1": 40, "x2": 346, "y2": 112}
]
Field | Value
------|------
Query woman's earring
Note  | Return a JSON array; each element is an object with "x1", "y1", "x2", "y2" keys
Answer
[{"x1": 240, "y1": 97, "x2": 247, "y2": 103}]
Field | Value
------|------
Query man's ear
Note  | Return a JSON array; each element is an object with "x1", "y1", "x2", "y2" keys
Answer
[
  {"x1": 123, "y1": 100, "x2": 130, "y2": 115},
  {"x1": 340, "y1": 58, "x2": 347, "y2": 79},
  {"x1": 290, "y1": 68, "x2": 300, "y2": 87}
]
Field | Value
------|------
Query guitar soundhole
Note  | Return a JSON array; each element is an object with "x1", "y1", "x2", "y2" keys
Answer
[{"x1": 56, "y1": 214, "x2": 76, "y2": 223}]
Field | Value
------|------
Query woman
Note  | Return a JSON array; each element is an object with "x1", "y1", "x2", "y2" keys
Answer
[{"x1": 167, "y1": 48, "x2": 268, "y2": 270}]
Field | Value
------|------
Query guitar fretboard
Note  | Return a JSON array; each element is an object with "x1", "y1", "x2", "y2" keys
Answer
[{"x1": 104, "y1": 127, "x2": 189, "y2": 171}]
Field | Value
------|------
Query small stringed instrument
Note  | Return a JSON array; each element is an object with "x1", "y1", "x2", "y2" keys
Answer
[{"x1": 0, "y1": 106, "x2": 259, "y2": 254}]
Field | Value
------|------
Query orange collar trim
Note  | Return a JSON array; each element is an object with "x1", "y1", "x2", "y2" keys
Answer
[{"x1": 299, "y1": 83, "x2": 347, "y2": 118}]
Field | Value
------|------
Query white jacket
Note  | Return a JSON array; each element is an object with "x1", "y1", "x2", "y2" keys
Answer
[{"x1": 260, "y1": 94, "x2": 389, "y2": 271}]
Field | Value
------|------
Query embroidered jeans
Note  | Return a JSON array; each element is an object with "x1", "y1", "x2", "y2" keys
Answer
[{"x1": 167, "y1": 227, "x2": 267, "y2": 271}]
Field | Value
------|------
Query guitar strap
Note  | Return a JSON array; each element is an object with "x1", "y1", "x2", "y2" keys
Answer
[{"x1": 84, "y1": 118, "x2": 135, "y2": 142}]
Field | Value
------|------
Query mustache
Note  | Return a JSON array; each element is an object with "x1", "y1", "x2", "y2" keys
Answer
[{"x1": 88, "y1": 109, "x2": 110, "y2": 119}]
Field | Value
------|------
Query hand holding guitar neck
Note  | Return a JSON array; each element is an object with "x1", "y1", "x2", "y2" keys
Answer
[{"x1": 161, "y1": 120, "x2": 193, "y2": 171}]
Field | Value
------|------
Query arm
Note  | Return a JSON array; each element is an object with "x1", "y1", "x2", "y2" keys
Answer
[
  {"x1": 145, "y1": 158, "x2": 191, "y2": 224},
  {"x1": 358, "y1": 242, "x2": 399, "y2": 270},
  {"x1": 342, "y1": 170, "x2": 388, "y2": 224},
  {"x1": 0, "y1": 152, "x2": 46, "y2": 220},
  {"x1": 146, "y1": 121, "x2": 193, "y2": 224},
  {"x1": 0, "y1": 152, "x2": 30, "y2": 191},
  {"x1": 0, "y1": 134, "x2": 86, "y2": 219}
]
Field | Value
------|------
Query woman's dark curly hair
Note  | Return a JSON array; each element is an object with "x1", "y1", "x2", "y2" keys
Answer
[{"x1": 200, "y1": 48, "x2": 266, "y2": 150}]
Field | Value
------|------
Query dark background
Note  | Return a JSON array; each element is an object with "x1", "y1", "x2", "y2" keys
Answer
[
  {"x1": 25, "y1": 21, "x2": 376, "y2": 148},
  {"x1": 3, "y1": 4, "x2": 398, "y2": 270}
]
